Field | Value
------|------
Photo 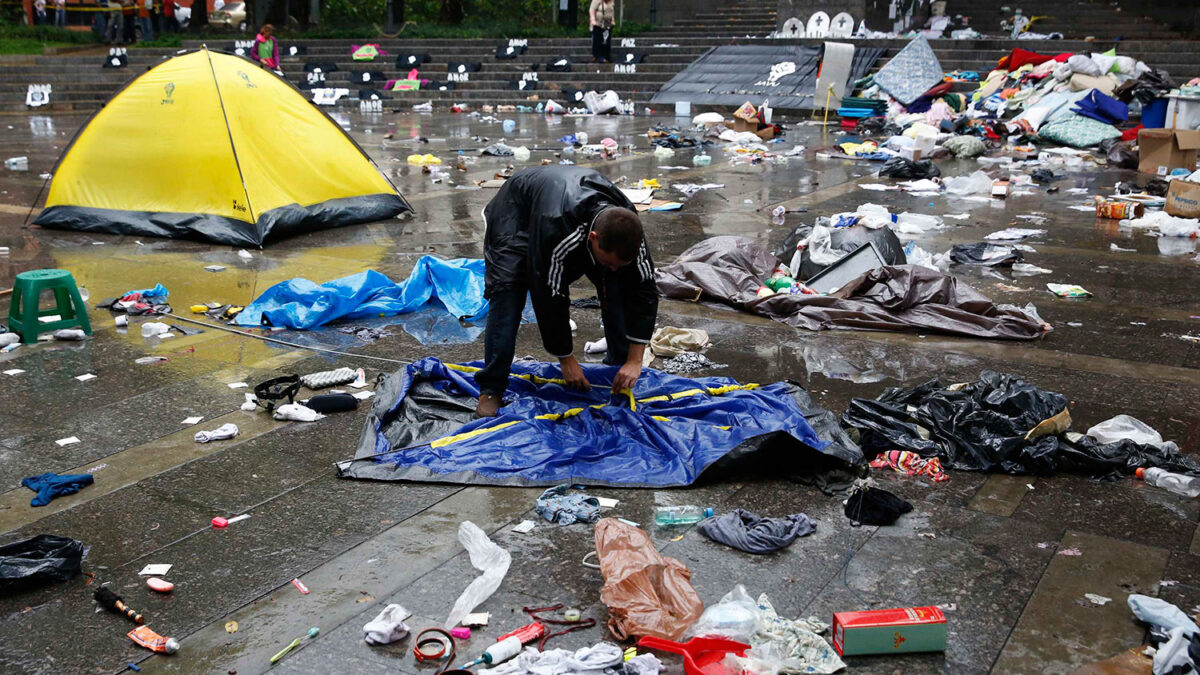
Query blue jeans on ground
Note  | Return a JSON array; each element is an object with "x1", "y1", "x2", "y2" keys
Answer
[{"x1": 475, "y1": 275, "x2": 631, "y2": 397}]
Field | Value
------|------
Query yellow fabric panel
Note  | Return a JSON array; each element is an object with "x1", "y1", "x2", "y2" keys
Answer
[
  {"x1": 46, "y1": 50, "x2": 248, "y2": 220},
  {"x1": 208, "y1": 52, "x2": 394, "y2": 215}
]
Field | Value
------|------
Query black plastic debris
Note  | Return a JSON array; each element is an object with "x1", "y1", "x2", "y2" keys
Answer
[
  {"x1": 0, "y1": 535, "x2": 85, "y2": 595},
  {"x1": 844, "y1": 487, "x2": 911, "y2": 526},
  {"x1": 878, "y1": 156, "x2": 940, "y2": 179},
  {"x1": 841, "y1": 371, "x2": 1200, "y2": 477},
  {"x1": 949, "y1": 243, "x2": 1023, "y2": 267}
]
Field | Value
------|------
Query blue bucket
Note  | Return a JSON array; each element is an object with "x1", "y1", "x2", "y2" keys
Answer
[{"x1": 1142, "y1": 98, "x2": 1168, "y2": 128}]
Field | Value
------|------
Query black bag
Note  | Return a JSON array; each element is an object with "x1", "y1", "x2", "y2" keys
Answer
[
  {"x1": 395, "y1": 53, "x2": 431, "y2": 68},
  {"x1": 879, "y1": 156, "x2": 940, "y2": 179},
  {"x1": 546, "y1": 57, "x2": 573, "y2": 72},
  {"x1": 305, "y1": 393, "x2": 359, "y2": 414},
  {"x1": 0, "y1": 535, "x2": 84, "y2": 595}
]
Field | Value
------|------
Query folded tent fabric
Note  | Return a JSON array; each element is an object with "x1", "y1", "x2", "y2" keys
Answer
[
  {"x1": 339, "y1": 357, "x2": 862, "y2": 487},
  {"x1": 654, "y1": 236, "x2": 1046, "y2": 340},
  {"x1": 235, "y1": 257, "x2": 488, "y2": 330}
]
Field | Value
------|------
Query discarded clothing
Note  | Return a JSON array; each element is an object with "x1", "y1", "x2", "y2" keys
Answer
[
  {"x1": 844, "y1": 486, "x2": 912, "y2": 526},
  {"x1": 1072, "y1": 89, "x2": 1128, "y2": 125},
  {"x1": 656, "y1": 352, "x2": 726, "y2": 375},
  {"x1": 236, "y1": 258, "x2": 487, "y2": 330},
  {"x1": 340, "y1": 357, "x2": 861, "y2": 487},
  {"x1": 696, "y1": 509, "x2": 815, "y2": 554},
  {"x1": 273, "y1": 403, "x2": 324, "y2": 422},
  {"x1": 363, "y1": 604, "x2": 411, "y2": 645},
  {"x1": 482, "y1": 642, "x2": 629, "y2": 675},
  {"x1": 536, "y1": 485, "x2": 601, "y2": 525},
  {"x1": 194, "y1": 423, "x2": 239, "y2": 443},
  {"x1": 942, "y1": 135, "x2": 986, "y2": 158},
  {"x1": 949, "y1": 243, "x2": 1023, "y2": 267},
  {"x1": 0, "y1": 535, "x2": 85, "y2": 595},
  {"x1": 655, "y1": 237, "x2": 1046, "y2": 340},
  {"x1": 20, "y1": 472, "x2": 94, "y2": 507},
  {"x1": 869, "y1": 450, "x2": 948, "y2": 482}
]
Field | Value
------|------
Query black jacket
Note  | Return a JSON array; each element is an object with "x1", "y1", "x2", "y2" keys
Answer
[{"x1": 482, "y1": 166, "x2": 658, "y2": 357}]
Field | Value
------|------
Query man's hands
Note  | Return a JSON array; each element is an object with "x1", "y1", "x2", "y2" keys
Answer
[
  {"x1": 612, "y1": 343, "x2": 646, "y2": 392},
  {"x1": 559, "y1": 355, "x2": 591, "y2": 392}
]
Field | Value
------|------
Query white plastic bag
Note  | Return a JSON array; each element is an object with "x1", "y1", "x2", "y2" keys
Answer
[
  {"x1": 806, "y1": 226, "x2": 843, "y2": 266},
  {"x1": 686, "y1": 585, "x2": 761, "y2": 642},
  {"x1": 445, "y1": 521, "x2": 512, "y2": 629},
  {"x1": 1128, "y1": 594, "x2": 1199, "y2": 635},
  {"x1": 944, "y1": 170, "x2": 992, "y2": 196},
  {"x1": 1086, "y1": 415, "x2": 1166, "y2": 448}
]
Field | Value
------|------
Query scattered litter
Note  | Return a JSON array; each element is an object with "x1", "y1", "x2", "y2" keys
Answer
[
  {"x1": 237, "y1": 249, "x2": 253, "y2": 260},
  {"x1": 292, "y1": 578, "x2": 310, "y2": 594},
  {"x1": 1110, "y1": 243, "x2": 1136, "y2": 252},
  {"x1": 1058, "y1": 548, "x2": 1083, "y2": 556},
  {"x1": 194, "y1": 423, "x2": 238, "y2": 443},
  {"x1": 364, "y1": 604, "x2": 410, "y2": 645},
  {"x1": 204, "y1": 265, "x2": 225, "y2": 272},
  {"x1": 56, "y1": 437, "x2": 80, "y2": 447},
  {"x1": 1047, "y1": 283, "x2": 1093, "y2": 298},
  {"x1": 212, "y1": 514, "x2": 250, "y2": 528},
  {"x1": 74, "y1": 373, "x2": 97, "y2": 382},
  {"x1": 228, "y1": 382, "x2": 248, "y2": 389},
  {"x1": 511, "y1": 520, "x2": 536, "y2": 534},
  {"x1": 595, "y1": 497, "x2": 619, "y2": 508},
  {"x1": 138, "y1": 564, "x2": 172, "y2": 576},
  {"x1": 1084, "y1": 593, "x2": 1112, "y2": 606},
  {"x1": 3, "y1": 369, "x2": 24, "y2": 376},
  {"x1": 986, "y1": 228, "x2": 1046, "y2": 241},
  {"x1": 462, "y1": 612, "x2": 490, "y2": 627},
  {"x1": 134, "y1": 356, "x2": 168, "y2": 365},
  {"x1": 225, "y1": 621, "x2": 238, "y2": 633},
  {"x1": 180, "y1": 416, "x2": 204, "y2": 426}
]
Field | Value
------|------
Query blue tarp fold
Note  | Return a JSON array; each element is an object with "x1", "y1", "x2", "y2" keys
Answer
[
  {"x1": 339, "y1": 357, "x2": 862, "y2": 487},
  {"x1": 235, "y1": 257, "x2": 487, "y2": 330}
]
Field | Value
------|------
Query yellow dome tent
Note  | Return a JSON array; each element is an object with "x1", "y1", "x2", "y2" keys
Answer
[{"x1": 35, "y1": 48, "x2": 410, "y2": 247}]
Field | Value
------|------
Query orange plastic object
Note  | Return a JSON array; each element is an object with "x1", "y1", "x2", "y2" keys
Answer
[
  {"x1": 636, "y1": 636, "x2": 750, "y2": 675},
  {"x1": 146, "y1": 577, "x2": 174, "y2": 593}
]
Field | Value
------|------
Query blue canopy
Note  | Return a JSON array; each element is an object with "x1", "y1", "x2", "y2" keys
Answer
[
  {"x1": 235, "y1": 257, "x2": 487, "y2": 330},
  {"x1": 338, "y1": 357, "x2": 862, "y2": 487}
]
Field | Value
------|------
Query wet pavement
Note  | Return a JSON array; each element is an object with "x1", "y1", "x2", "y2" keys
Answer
[{"x1": 0, "y1": 109, "x2": 1198, "y2": 674}]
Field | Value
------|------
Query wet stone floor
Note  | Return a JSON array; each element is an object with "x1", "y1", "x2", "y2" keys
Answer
[{"x1": 0, "y1": 110, "x2": 1198, "y2": 675}]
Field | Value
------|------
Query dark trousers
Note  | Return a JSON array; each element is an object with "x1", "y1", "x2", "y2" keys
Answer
[
  {"x1": 476, "y1": 275, "x2": 630, "y2": 396},
  {"x1": 591, "y1": 26, "x2": 611, "y2": 62}
]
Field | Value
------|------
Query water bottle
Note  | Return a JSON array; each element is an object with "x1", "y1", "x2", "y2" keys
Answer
[
  {"x1": 1136, "y1": 468, "x2": 1200, "y2": 498},
  {"x1": 654, "y1": 505, "x2": 714, "y2": 526},
  {"x1": 502, "y1": 119, "x2": 516, "y2": 133}
]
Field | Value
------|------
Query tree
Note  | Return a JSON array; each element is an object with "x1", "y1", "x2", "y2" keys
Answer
[
  {"x1": 266, "y1": 0, "x2": 288, "y2": 26},
  {"x1": 437, "y1": 0, "x2": 463, "y2": 24},
  {"x1": 386, "y1": 0, "x2": 404, "y2": 31}
]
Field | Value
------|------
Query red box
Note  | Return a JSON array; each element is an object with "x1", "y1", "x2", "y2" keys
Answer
[{"x1": 832, "y1": 606, "x2": 947, "y2": 656}]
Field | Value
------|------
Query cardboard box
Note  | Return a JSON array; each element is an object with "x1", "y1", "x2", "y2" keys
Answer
[
  {"x1": 1166, "y1": 179, "x2": 1200, "y2": 219},
  {"x1": 833, "y1": 606, "x2": 947, "y2": 656},
  {"x1": 731, "y1": 117, "x2": 775, "y2": 140},
  {"x1": 1138, "y1": 128, "x2": 1200, "y2": 176}
]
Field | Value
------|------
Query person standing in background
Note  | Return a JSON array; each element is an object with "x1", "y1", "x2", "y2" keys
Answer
[
  {"x1": 589, "y1": 0, "x2": 615, "y2": 63},
  {"x1": 34, "y1": 0, "x2": 47, "y2": 24},
  {"x1": 138, "y1": 0, "x2": 153, "y2": 42},
  {"x1": 53, "y1": 0, "x2": 66, "y2": 27},
  {"x1": 104, "y1": 0, "x2": 124, "y2": 43},
  {"x1": 252, "y1": 23, "x2": 281, "y2": 72},
  {"x1": 162, "y1": 0, "x2": 175, "y2": 32}
]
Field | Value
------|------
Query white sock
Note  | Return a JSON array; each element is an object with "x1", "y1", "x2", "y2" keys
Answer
[
  {"x1": 584, "y1": 337, "x2": 607, "y2": 354},
  {"x1": 240, "y1": 393, "x2": 258, "y2": 411},
  {"x1": 273, "y1": 403, "x2": 324, "y2": 422},
  {"x1": 363, "y1": 604, "x2": 411, "y2": 645},
  {"x1": 194, "y1": 423, "x2": 239, "y2": 443}
]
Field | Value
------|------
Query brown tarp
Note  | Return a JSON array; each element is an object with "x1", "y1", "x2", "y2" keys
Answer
[{"x1": 655, "y1": 236, "x2": 1047, "y2": 340}]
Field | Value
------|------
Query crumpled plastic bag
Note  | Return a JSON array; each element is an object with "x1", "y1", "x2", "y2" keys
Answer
[
  {"x1": 1086, "y1": 415, "x2": 1169, "y2": 449},
  {"x1": 595, "y1": 518, "x2": 703, "y2": 641},
  {"x1": 687, "y1": 585, "x2": 762, "y2": 642},
  {"x1": 0, "y1": 534, "x2": 84, "y2": 595},
  {"x1": 944, "y1": 170, "x2": 993, "y2": 195},
  {"x1": 650, "y1": 326, "x2": 710, "y2": 358},
  {"x1": 445, "y1": 521, "x2": 512, "y2": 629}
]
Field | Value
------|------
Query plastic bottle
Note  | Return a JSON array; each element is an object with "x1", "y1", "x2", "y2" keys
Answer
[
  {"x1": 653, "y1": 505, "x2": 714, "y2": 526},
  {"x1": 1136, "y1": 468, "x2": 1200, "y2": 498},
  {"x1": 459, "y1": 635, "x2": 522, "y2": 670},
  {"x1": 502, "y1": 119, "x2": 516, "y2": 133}
]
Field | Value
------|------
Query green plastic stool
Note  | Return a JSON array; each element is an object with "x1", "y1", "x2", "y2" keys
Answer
[{"x1": 7, "y1": 269, "x2": 92, "y2": 344}]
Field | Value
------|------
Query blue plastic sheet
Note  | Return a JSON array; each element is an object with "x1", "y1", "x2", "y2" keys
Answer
[
  {"x1": 340, "y1": 357, "x2": 860, "y2": 487},
  {"x1": 122, "y1": 283, "x2": 168, "y2": 300},
  {"x1": 235, "y1": 257, "x2": 487, "y2": 330}
]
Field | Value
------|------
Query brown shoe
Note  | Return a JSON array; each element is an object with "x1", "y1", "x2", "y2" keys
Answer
[{"x1": 475, "y1": 394, "x2": 502, "y2": 418}]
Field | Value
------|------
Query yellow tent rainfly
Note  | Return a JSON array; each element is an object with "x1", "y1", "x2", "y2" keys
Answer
[{"x1": 35, "y1": 48, "x2": 410, "y2": 247}]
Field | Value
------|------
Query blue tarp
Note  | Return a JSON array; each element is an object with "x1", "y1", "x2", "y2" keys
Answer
[
  {"x1": 339, "y1": 357, "x2": 862, "y2": 487},
  {"x1": 235, "y1": 257, "x2": 487, "y2": 330}
]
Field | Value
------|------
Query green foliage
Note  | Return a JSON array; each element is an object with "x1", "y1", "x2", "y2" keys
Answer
[{"x1": 0, "y1": 23, "x2": 100, "y2": 44}]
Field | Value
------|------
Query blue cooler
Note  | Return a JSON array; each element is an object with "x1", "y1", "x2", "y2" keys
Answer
[{"x1": 1143, "y1": 98, "x2": 1168, "y2": 128}]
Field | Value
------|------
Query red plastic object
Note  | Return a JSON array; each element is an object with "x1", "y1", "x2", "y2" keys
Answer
[{"x1": 636, "y1": 636, "x2": 750, "y2": 675}]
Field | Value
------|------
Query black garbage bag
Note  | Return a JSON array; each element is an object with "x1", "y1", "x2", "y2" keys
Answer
[
  {"x1": 1113, "y1": 68, "x2": 1175, "y2": 105},
  {"x1": 0, "y1": 535, "x2": 84, "y2": 595},
  {"x1": 1146, "y1": 178, "x2": 1170, "y2": 197},
  {"x1": 1055, "y1": 435, "x2": 1200, "y2": 481},
  {"x1": 1030, "y1": 168, "x2": 1062, "y2": 184},
  {"x1": 795, "y1": 224, "x2": 907, "y2": 280},
  {"x1": 841, "y1": 371, "x2": 1072, "y2": 474},
  {"x1": 878, "y1": 156, "x2": 940, "y2": 180},
  {"x1": 856, "y1": 117, "x2": 886, "y2": 135},
  {"x1": 1099, "y1": 139, "x2": 1139, "y2": 170},
  {"x1": 949, "y1": 243, "x2": 1023, "y2": 267},
  {"x1": 844, "y1": 487, "x2": 912, "y2": 526}
]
